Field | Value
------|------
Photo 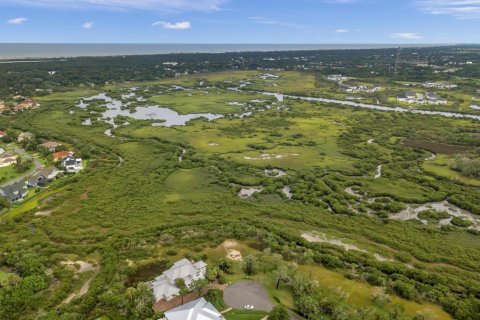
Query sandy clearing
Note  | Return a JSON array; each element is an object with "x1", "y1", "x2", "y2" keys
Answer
[
  {"x1": 374, "y1": 165, "x2": 383, "y2": 179},
  {"x1": 34, "y1": 210, "x2": 52, "y2": 217},
  {"x1": 61, "y1": 260, "x2": 96, "y2": 273},
  {"x1": 302, "y1": 232, "x2": 392, "y2": 262},
  {"x1": 226, "y1": 249, "x2": 243, "y2": 261},
  {"x1": 244, "y1": 153, "x2": 299, "y2": 161},
  {"x1": 238, "y1": 186, "x2": 263, "y2": 198}
]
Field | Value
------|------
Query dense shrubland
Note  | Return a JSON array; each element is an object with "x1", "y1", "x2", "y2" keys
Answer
[{"x1": 0, "y1": 55, "x2": 480, "y2": 319}]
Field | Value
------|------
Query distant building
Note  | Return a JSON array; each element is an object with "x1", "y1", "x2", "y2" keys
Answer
[
  {"x1": 0, "y1": 152, "x2": 18, "y2": 168},
  {"x1": 339, "y1": 84, "x2": 381, "y2": 93},
  {"x1": 150, "y1": 258, "x2": 207, "y2": 302},
  {"x1": 52, "y1": 150, "x2": 74, "y2": 162},
  {"x1": 17, "y1": 132, "x2": 35, "y2": 142},
  {"x1": 39, "y1": 141, "x2": 62, "y2": 152},
  {"x1": 425, "y1": 92, "x2": 448, "y2": 105},
  {"x1": 13, "y1": 99, "x2": 39, "y2": 112},
  {"x1": 164, "y1": 297, "x2": 224, "y2": 320},
  {"x1": 420, "y1": 82, "x2": 457, "y2": 90},
  {"x1": 62, "y1": 156, "x2": 83, "y2": 173},
  {"x1": 0, "y1": 181, "x2": 28, "y2": 204},
  {"x1": 397, "y1": 91, "x2": 447, "y2": 105},
  {"x1": 327, "y1": 74, "x2": 347, "y2": 82},
  {"x1": 27, "y1": 167, "x2": 62, "y2": 187}
]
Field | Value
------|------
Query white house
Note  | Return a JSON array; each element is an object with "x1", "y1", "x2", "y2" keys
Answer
[
  {"x1": 327, "y1": 74, "x2": 347, "y2": 82},
  {"x1": 397, "y1": 91, "x2": 447, "y2": 105},
  {"x1": 150, "y1": 258, "x2": 207, "y2": 302},
  {"x1": 163, "y1": 297, "x2": 224, "y2": 320},
  {"x1": 62, "y1": 156, "x2": 83, "y2": 173},
  {"x1": 0, "y1": 152, "x2": 17, "y2": 168}
]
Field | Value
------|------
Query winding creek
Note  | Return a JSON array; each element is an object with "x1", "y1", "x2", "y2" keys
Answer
[{"x1": 256, "y1": 91, "x2": 480, "y2": 121}]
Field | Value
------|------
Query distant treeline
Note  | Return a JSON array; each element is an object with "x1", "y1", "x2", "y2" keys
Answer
[{"x1": 1, "y1": 45, "x2": 480, "y2": 97}]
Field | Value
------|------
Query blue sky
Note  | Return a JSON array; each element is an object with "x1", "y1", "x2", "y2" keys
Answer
[{"x1": 0, "y1": 0, "x2": 479, "y2": 43}]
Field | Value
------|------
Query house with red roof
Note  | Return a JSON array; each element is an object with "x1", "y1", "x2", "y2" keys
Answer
[{"x1": 52, "y1": 150, "x2": 73, "y2": 162}]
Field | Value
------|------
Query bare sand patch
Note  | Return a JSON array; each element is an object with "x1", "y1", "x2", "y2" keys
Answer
[
  {"x1": 222, "y1": 240, "x2": 239, "y2": 248},
  {"x1": 281, "y1": 186, "x2": 293, "y2": 199},
  {"x1": 226, "y1": 249, "x2": 243, "y2": 261},
  {"x1": 244, "y1": 153, "x2": 299, "y2": 161},
  {"x1": 238, "y1": 186, "x2": 263, "y2": 198},
  {"x1": 220, "y1": 240, "x2": 243, "y2": 261},
  {"x1": 302, "y1": 232, "x2": 392, "y2": 262},
  {"x1": 34, "y1": 210, "x2": 52, "y2": 217},
  {"x1": 61, "y1": 260, "x2": 96, "y2": 273}
]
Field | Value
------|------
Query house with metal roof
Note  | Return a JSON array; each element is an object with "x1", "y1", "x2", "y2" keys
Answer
[
  {"x1": 163, "y1": 297, "x2": 224, "y2": 320},
  {"x1": 0, "y1": 181, "x2": 28, "y2": 204},
  {"x1": 150, "y1": 258, "x2": 207, "y2": 302}
]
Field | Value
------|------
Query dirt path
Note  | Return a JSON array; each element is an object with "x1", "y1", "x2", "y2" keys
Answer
[
  {"x1": 178, "y1": 149, "x2": 186, "y2": 162},
  {"x1": 374, "y1": 165, "x2": 383, "y2": 179},
  {"x1": 61, "y1": 262, "x2": 99, "y2": 304}
]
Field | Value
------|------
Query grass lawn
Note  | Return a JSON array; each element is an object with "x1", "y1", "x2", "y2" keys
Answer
[
  {"x1": 0, "y1": 164, "x2": 23, "y2": 184},
  {"x1": 223, "y1": 310, "x2": 268, "y2": 320}
]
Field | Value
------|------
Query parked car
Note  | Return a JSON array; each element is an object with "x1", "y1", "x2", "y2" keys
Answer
[{"x1": 244, "y1": 305, "x2": 254, "y2": 310}]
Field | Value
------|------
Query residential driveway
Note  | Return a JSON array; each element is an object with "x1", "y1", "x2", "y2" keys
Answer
[
  {"x1": 224, "y1": 280, "x2": 274, "y2": 312},
  {"x1": 0, "y1": 148, "x2": 44, "y2": 187}
]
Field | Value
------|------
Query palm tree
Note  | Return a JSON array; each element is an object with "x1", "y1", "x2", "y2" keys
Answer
[
  {"x1": 175, "y1": 278, "x2": 188, "y2": 305},
  {"x1": 193, "y1": 278, "x2": 209, "y2": 297}
]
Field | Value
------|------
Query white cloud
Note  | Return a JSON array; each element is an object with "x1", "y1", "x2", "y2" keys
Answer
[
  {"x1": 82, "y1": 21, "x2": 94, "y2": 29},
  {"x1": 249, "y1": 16, "x2": 303, "y2": 28},
  {"x1": 5, "y1": 0, "x2": 226, "y2": 12},
  {"x1": 416, "y1": 0, "x2": 480, "y2": 19},
  {"x1": 152, "y1": 21, "x2": 191, "y2": 29},
  {"x1": 390, "y1": 32, "x2": 424, "y2": 39},
  {"x1": 335, "y1": 28, "x2": 349, "y2": 33},
  {"x1": 7, "y1": 17, "x2": 27, "y2": 25}
]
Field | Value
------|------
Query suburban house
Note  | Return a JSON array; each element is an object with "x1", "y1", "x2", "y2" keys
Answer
[
  {"x1": 17, "y1": 132, "x2": 35, "y2": 142},
  {"x1": 62, "y1": 156, "x2": 83, "y2": 173},
  {"x1": 163, "y1": 297, "x2": 224, "y2": 320},
  {"x1": 339, "y1": 83, "x2": 381, "y2": 93},
  {"x1": 0, "y1": 130, "x2": 7, "y2": 139},
  {"x1": 0, "y1": 181, "x2": 28, "y2": 204},
  {"x1": 39, "y1": 141, "x2": 62, "y2": 152},
  {"x1": 0, "y1": 152, "x2": 18, "y2": 168},
  {"x1": 420, "y1": 82, "x2": 457, "y2": 90},
  {"x1": 27, "y1": 167, "x2": 62, "y2": 187},
  {"x1": 397, "y1": 91, "x2": 447, "y2": 105},
  {"x1": 150, "y1": 258, "x2": 207, "y2": 302},
  {"x1": 52, "y1": 150, "x2": 74, "y2": 162},
  {"x1": 13, "y1": 99, "x2": 39, "y2": 112},
  {"x1": 425, "y1": 92, "x2": 448, "y2": 105},
  {"x1": 327, "y1": 74, "x2": 347, "y2": 82}
]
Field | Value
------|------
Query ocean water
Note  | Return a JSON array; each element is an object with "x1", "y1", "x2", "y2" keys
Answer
[{"x1": 0, "y1": 43, "x2": 441, "y2": 59}]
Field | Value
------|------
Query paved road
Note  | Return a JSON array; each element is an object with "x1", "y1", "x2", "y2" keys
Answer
[
  {"x1": 224, "y1": 280, "x2": 274, "y2": 312},
  {"x1": 0, "y1": 148, "x2": 43, "y2": 187}
]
